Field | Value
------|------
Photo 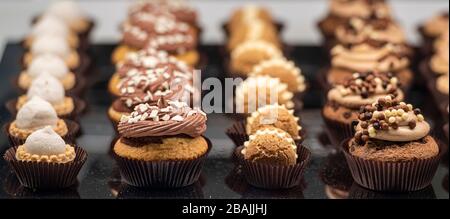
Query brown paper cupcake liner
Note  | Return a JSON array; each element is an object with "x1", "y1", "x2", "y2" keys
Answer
[
  {"x1": 113, "y1": 137, "x2": 212, "y2": 188},
  {"x1": 234, "y1": 143, "x2": 310, "y2": 189},
  {"x1": 341, "y1": 138, "x2": 446, "y2": 192},
  {"x1": 3, "y1": 146, "x2": 87, "y2": 190},
  {"x1": 348, "y1": 183, "x2": 436, "y2": 199},
  {"x1": 321, "y1": 109, "x2": 356, "y2": 148},
  {"x1": 226, "y1": 120, "x2": 305, "y2": 147},
  {"x1": 5, "y1": 96, "x2": 86, "y2": 121},
  {"x1": 3, "y1": 119, "x2": 80, "y2": 147}
]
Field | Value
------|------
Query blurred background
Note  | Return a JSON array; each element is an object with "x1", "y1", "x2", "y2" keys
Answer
[{"x1": 0, "y1": 0, "x2": 448, "y2": 56}]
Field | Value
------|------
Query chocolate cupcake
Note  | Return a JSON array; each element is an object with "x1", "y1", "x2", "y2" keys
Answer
[
  {"x1": 113, "y1": 100, "x2": 210, "y2": 188},
  {"x1": 109, "y1": 48, "x2": 193, "y2": 96},
  {"x1": 318, "y1": 0, "x2": 391, "y2": 42},
  {"x1": 419, "y1": 11, "x2": 449, "y2": 54},
  {"x1": 235, "y1": 75, "x2": 294, "y2": 114},
  {"x1": 322, "y1": 71, "x2": 404, "y2": 145},
  {"x1": 113, "y1": 11, "x2": 198, "y2": 67},
  {"x1": 128, "y1": 0, "x2": 200, "y2": 31},
  {"x1": 325, "y1": 42, "x2": 413, "y2": 91},
  {"x1": 17, "y1": 54, "x2": 80, "y2": 93},
  {"x1": 4, "y1": 126, "x2": 87, "y2": 189},
  {"x1": 5, "y1": 96, "x2": 78, "y2": 146},
  {"x1": 236, "y1": 127, "x2": 310, "y2": 189},
  {"x1": 13, "y1": 73, "x2": 82, "y2": 119},
  {"x1": 332, "y1": 17, "x2": 412, "y2": 57},
  {"x1": 23, "y1": 14, "x2": 80, "y2": 50},
  {"x1": 107, "y1": 66, "x2": 195, "y2": 125},
  {"x1": 343, "y1": 96, "x2": 443, "y2": 192}
]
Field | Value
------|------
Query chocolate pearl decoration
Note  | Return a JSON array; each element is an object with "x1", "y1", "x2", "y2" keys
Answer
[{"x1": 408, "y1": 120, "x2": 416, "y2": 129}]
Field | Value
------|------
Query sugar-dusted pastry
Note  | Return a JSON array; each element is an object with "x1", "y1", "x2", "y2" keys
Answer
[
  {"x1": 18, "y1": 54, "x2": 76, "y2": 90},
  {"x1": 16, "y1": 73, "x2": 75, "y2": 117}
]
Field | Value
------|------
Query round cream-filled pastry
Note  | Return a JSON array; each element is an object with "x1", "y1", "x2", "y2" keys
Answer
[{"x1": 18, "y1": 54, "x2": 76, "y2": 90}]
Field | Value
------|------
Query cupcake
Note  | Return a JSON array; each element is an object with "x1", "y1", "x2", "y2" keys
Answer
[
  {"x1": 235, "y1": 75, "x2": 294, "y2": 114},
  {"x1": 24, "y1": 14, "x2": 79, "y2": 50},
  {"x1": 419, "y1": 12, "x2": 449, "y2": 44},
  {"x1": 318, "y1": 0, "x2": 391, "y2": 41},
  {"x1": 326, "y1": 42, "x2": 413, "y2": 91},
  {"x1": 128, "y1": 0, "x2": 199, "y2": 30},
  {"x1": 45, "y1": 0, "x2": 94, "y2": 38},
  {"x1": 236, "y1": 127, "x2": 310, "y2": 189},
  {"x1": 113, "y1": 11, "x2": 198, "y2": 66},
  {"x1": 23, "y1": 34, "x2": 80, "y2": 70},
  {"x1": 113, "y1": 100, "x2": 210, "y2": 188},
  {"x1": 5, "y1": 96, "x2": 77, "y2": 146},
  {"x1": 322, "y1": 71, "x2": 403, "y2": 145},
  {"x1": 436, "y1": 74, "x2": 449, "y2": 96},
  {"x1": 333, "y1": 17, "x2": 412, "y2": 56},
  {"x1": 4, "y1": 126, "x2": 87, "y2": 189},
  {"x1": 249, "y1": 57, "x2": 306, "y2": 93},
  {"x1": 108, "y1": 48, "x2": 193, "y2": 96},
  {"x1": 107, "y1": 66, "x2": 195, "y2": 124},
  {"x1": 428, "y1": 30, "x2": 449, "y2": 77},
  {"x1": 343, "y1": 96, "x2": 443, "y2": 191},
  {"x1": 14, "y1": 73, "x2": 79, "y2": 119},
  {"x1": 230, "y1": 40, "x2": 282, "y2": 76},
  {"x1": 17, "y1": 54, "x2": 77, "y2": 91}
]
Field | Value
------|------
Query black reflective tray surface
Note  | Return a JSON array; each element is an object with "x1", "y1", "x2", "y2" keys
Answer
[{"x1": 0, "y1": 43, "x2": 448, "y2": 199}]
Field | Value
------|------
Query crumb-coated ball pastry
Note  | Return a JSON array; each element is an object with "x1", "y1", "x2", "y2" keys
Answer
[
  {"x1": 328, "y1": 42, "x2": 413, "y2": 89},
  {"x1": 23, "y1": 35, "x2": 80, "y2": 69},
  {"x1": 18, "y1": 54, "x2": 76, "y2": 91},
  {"x1": 16, "y1": 74, "x2": 75, "y2": 117},
  {"x1": 15, "y1": 126, "x2": 75, "y2": 163},
  {"x1": 45, "y1": 0, "x2": 93, "y2": 35},
  {"x1": 108, "y1": 66, "x2": 195, "y2": 123},
  {"x1": 246, "y1": 104, "x2": 302, "y2": 141},
  {"x1": 114, "y1": 100, "x2": 208, "y2": 161},
  {"x1": 318, "y1": 0, "x2": 391, "y2": 40},
  {"x1": 242, "y1": 127, "x2": 298, "y2": 166},
  {"x1": 109, "y1": 48, "x2": 193, "y2": 96},
  {"x1": 235, "y1": 75, "x2": 294, "y2": 114},
  {"x1": 230, "y1": 40, "x2": 282, "y2": 76},
  {"x1": 8, "y1": 96, "x2": 68, "y2": 142},
  {"x1": 250, "y1": 57, "x2": 306, "y2": 93},
  {"x1": 349, "y1": 96, "x2": 437, "y2": 161},
  {"x1": 24, "y1": 14, "x2": 79, "y2": 49}
]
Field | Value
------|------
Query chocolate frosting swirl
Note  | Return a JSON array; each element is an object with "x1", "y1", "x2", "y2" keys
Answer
[
  {"x1": 116, "y1": 48, "x2": 193, "y2": 79},
  {"x1": 118, "y1": 100, "x2": 207, "y2": 138},
  {"x1": 117, "y1": 66, "x2": 194, "y2": 108},
  {"x1": 331, "y1": 43, "x2": 409, "y2": 72},
  {"x1": 129, "y1": 0, "x2": 198, "y2": 27}
]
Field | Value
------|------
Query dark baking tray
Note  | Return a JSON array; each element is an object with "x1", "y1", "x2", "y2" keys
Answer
[{"x1": 0, "y1": 42, "x2": 448, "y2": 199}]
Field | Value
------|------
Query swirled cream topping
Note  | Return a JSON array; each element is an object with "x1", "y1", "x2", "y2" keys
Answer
[
  {"x1": 118, "y1": 100, "x2": 206, "y2": 138},
  {"x1": 117, "y1": 66, "x2": 194, "y2": 108},
  {"x1": 331, "y1": 43, "x2": 409, "y2": 72},
  {"x1": 430, "y1": 30, "x2": 449, "y2": 75},
  {"x1": 423, "y1": 12, "x2": 449, "y2": 37},
  {"x1": 328, "y1": 71, "x2": 403, "y2": 109},
  {"x1": 329, "y1": 0, "x2": 391, "y2": 19},
  {"x1": 354, "y1": 95, "x2": 430, "y2": 143},
  {"x1": 335, "y1": 17, "x2": 406, "y2": 45}
]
